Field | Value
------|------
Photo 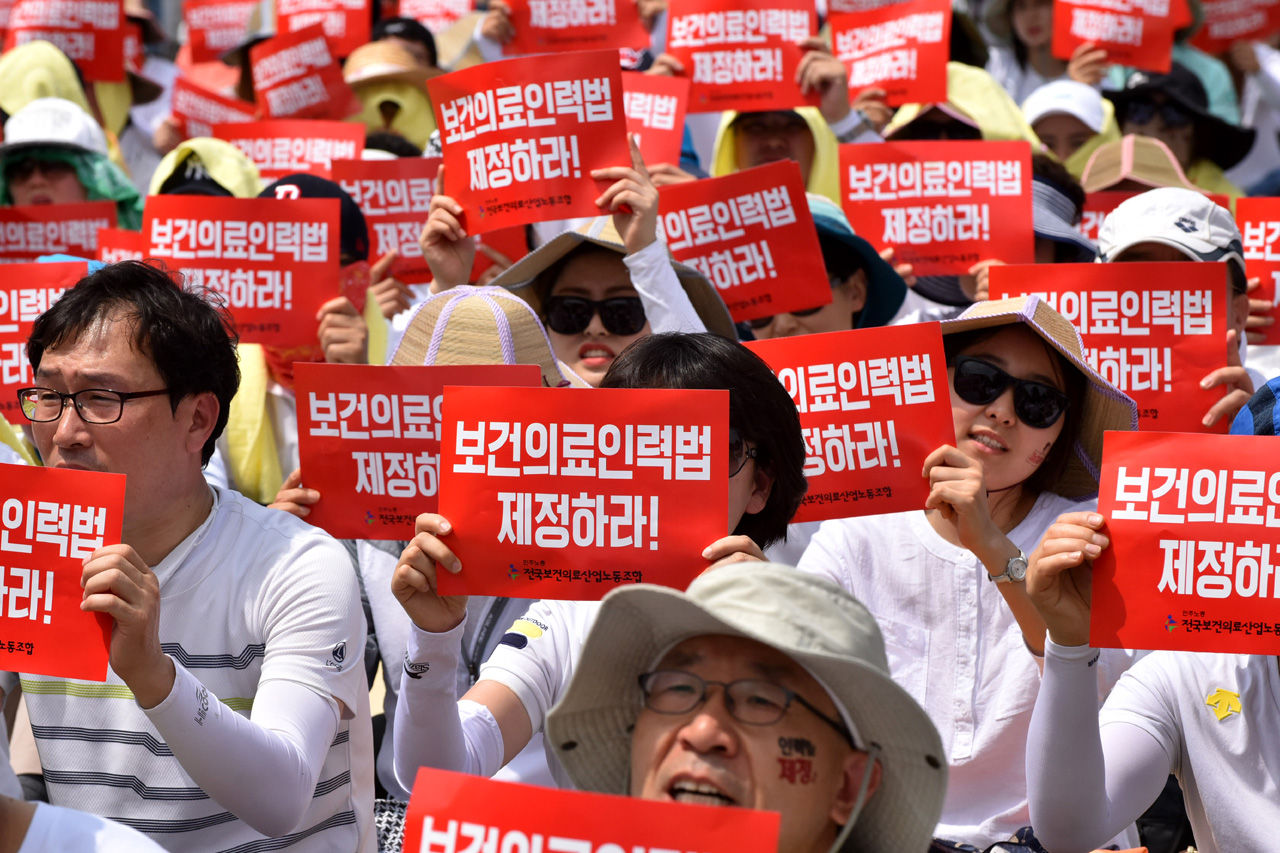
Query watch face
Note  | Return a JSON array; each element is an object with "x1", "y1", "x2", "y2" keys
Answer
[{"x1": 1009, "y1": 556, "x2": 1029, "y2": 581}]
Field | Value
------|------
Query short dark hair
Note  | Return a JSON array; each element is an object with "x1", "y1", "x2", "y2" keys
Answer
[
  {"x1": 600, "y1": 332, "x2": 807, "y2": 548},
  {"x1": 372, "y1": 16, "x2": 438, "y2": 67},
  {"x1": 26, "y1": 261, "x2": 240, "y2": 466},
  {"x1": 365, "y1": 130, "x2": 423, "y2": 158}
]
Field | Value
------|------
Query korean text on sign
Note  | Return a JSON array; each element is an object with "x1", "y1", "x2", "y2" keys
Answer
[
  {"x1": 4, "y1": 0, "x2": 125, "y2": 81},
  {"x1": 278, "y1": 0, "x2": 370, "y2": 57},
  {"x1": 185, "y1": 0, "x2": 259, "y2": 62},
  {"x1": 438, "y1": 386, "x2": 729, "y2": 600},
  {"x1": 0, "y1": 202, "x2": 117, "y2": 264},
  {"x1": 250, "y1": 25, "x2": 359, "y2": 120},
  {"x1": 665, "y1": 0, "x2": 817, "y2": 113},
  {"x1": 428, "y1": 50, "x2": 629, "y2": 235},
  {"x1": 1094, "y1": 431, "x2": 1280, "y2": 654},
  {"x1": 621, "y1": 71, "x2": 690, "y2": 167},
  {"x1": 399, "y1": 0, "x2": 471, "y2": 32},
  {"x1": 143, "y1": 195, "x2": 341, "y2": 347},
  {"x1": 657, "y1": 160, "x2": 830, "y2": 323},
  {"x1": 840, "y1": 140, "x2": 1034, "y2": 276},
  {"x1": 747, "y1": 322, "x2": 954, "y2": 523},
  {"x1": 332, "y1": 157, "x2": 440, "y2": 284},
  {"x1": 403, "y1": 768, "x2": 780, "y2": 853},
  {"x1": 829, "y1": 0, "x2": 951, "y2": 106},
  {"x1": 215, "y1": 120, "x2": 365, "y2": 180},
  {"x1": 1191, "y1": 0, "x2": 1280, "y2": 55},
  {"x1": 171, "y1": 77, "x2": 256, "y2": 139},
  {"x1": 1052, "y1": 0, "x2": 1175, "y2": 72},
  {"x1": 989, "y1": 262, "x2": 1227, "y2": 433},
  {"x1": 295, "y1": 363, "x2": 542, "y2": 540},
  {"x1": 0, "y1": 262, "x2": 86, "y2": 416},
  {"x1": 0, "y1": 463, "x2": 124, "y2": 681},
  {"x1": 1234, "y1": 197, "x2": 1280, "y2": 346},
  {"x1": 506, "y1": 0, "x2": 649, "y2": 54}
]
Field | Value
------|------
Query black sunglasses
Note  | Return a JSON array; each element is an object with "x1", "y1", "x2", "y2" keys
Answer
[
  {"x1": 544, "y1": 295, "x2": 646, "y2": 336},
  {"x1": 1122, "y1": 100, "x2": 1192, "y2": 130},
  {"x1": 951, "y1": 356, "x2": 1069, "y2": 430},
  {"x1": 747, "y1": 305, "x2": 822, "y2": 329}
]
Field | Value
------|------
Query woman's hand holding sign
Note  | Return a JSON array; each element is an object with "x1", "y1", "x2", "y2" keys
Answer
[
  {"x1": 1027, "y1": 511, "x2": 1109, "y2": 647},
  {"x1": 420, "y1": 170, "x2": 478, "y2": 292},
  {"x1": 392, "y1": 512, "x2": 470, "y2": 633},
  {"x1": 592, "y1": 136, "x2": 659, "y2": 254}
]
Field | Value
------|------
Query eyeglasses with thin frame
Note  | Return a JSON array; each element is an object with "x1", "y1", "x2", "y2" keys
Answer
[
  {"x1": 728, "y1": 427, "x2": 758, "y2": 477},
  {"x1": 16, "y1": 387, "x2": 170, "y2": 425},
  {"x1": 638, "y1": 669, "x2": 855, "y2": 747},
  {"x1": 951, "y1": 356, "x2": 1069, "y2": 430}
]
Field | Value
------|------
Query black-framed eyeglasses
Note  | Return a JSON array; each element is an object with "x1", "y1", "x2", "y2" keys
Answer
[
  {"x1": 728, "y1": 427, "x2": 758, "y2": 477},
  {"x1": 16, "y1": 387, "x2": 170, "y2": 425},
  {"x1": 4, "y1": 157, "x2": 78, "y2": 183},
  {"x1": 544, "y1": 295, "x2": 647, "y2": 336},
  {"x1": 951, "y1": 356, "x2": 1069, "y2": 430},
  {"x1": 1122, "y1": 100, "x2": 1192, "y2": 130},
  {"x1": 638, "y1": 670, "x2": 854, "y2": 747}
]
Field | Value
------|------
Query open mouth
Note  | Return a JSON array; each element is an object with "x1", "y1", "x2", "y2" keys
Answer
[
  {"x1": 668, "y1": 780, "x2": 736, "y2": 807},
  {"x1": 969, "y1": 432, "x2": 1007, "y2": 452}
]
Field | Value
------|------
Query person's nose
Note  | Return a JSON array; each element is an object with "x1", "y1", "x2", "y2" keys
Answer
[
  {"x1": 676, "y1": 686, "x2": 741, "y2": 757},
  {"x1": 985, "y1": 387, "x2": 1018, "y2": 426},
  {"x1": 50, "y1": 397, "x2": 92, "y2": 447}
]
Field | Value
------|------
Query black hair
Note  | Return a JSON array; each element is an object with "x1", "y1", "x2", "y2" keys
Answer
[
  {"x1": 365, "y1": 130, "x2": 424, "y2": 158},
  {"x1": 816, "y1": 231, "x2": 868, "y2": 282},
  {"x1": 600, "y1": 333, "x2": 807, "y2": 548},
  {"x1": 372, "y1": 16, "x2": 438, "y2": 67},
  {"x1": 943, "y1": 325, "x2": 1087, "y2": 497},
  {"x1": 26, "y1": 261, "x2": 240, "y2": 466}
]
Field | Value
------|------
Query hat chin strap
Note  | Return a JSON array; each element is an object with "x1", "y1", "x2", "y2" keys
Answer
[{"x1": 827, "y1": 742, "x2": 881, "y2": 853}]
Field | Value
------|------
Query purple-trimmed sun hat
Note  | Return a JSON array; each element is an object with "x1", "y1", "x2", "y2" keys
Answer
[{"x1": 942, "y1": 295, "x2": 1138, "y2": 498}]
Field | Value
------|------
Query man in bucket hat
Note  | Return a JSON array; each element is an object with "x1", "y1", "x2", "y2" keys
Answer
[{"x1": 545, "y1": 563, "x2": 947, "y2": 853}]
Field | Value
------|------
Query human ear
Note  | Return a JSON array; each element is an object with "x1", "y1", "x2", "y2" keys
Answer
[
  {"x1": 830, "y1": 749, "x2": 882, "y2": 826},
  {"x1": 745, "y1": 464, "x2": 775, "y2": 515},
  {"x1": 841, "y1": 269, "x2": 868, "y2": 314},
  {"x1": 184, "y1": 392, "x2": 220, "y2": 456}
]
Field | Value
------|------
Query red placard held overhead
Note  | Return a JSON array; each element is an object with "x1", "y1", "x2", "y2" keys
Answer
[
  {"x1": 988, "y1": 262, "x2": 1229, "y2": 433},
  {"x1": 250, "y1": 25, "x2": 360, "y2": 120},
  {"x1": 96, "y1": 227, "x2": 144, "y2": 263},
  {"x1": 143, "y1": 195, "x2": 342, "y2": 347},
  {"x1": 840, "y1": 140, "x2": 1034, "y2": 276},
  {"x1": 1052, "y1": 0, "x2": 1175, "y2": 73},
  {"x1": 400, "y1": 0, "x2": 473, "y2": 32},
  {"x1": 658, "y1": 160, "x2": 830, "y2": 323},
  {"x1": 0, "y1": 463, "x2": 125, "y2": 681},
  {"x1": 4, "y1": 0, "x2": 124, "y2": 81},
  {"x1": 278, "y1": 0, "x2": 370, "y2": 57},
  {"x1": 0, "y1": 0, "x2": 15, "y2": 44},
  {"x1": 666, "y1": 0, "x2": 818, "y2": 113},
  {"x1": 830, "y1": 0, "x2": 951, "y2": 107},
  {"x1": 1191, "y1": 0, "x2": 1280, "y2": 55},
  {"x1": 171, "y1": 78, "x2": 257, "y2": 139},
  {"x1": 185, "y1": 0, "x2": 259, "y2": 63},
  {"x1": 332, "y1": 157, "x2": 440, "y2": 284},
  {"x1": 403, "y1": 768, "x2": 781, "y2": 853},
  {"x1": 1078, "y1": 191, "x2": 1230, "y2": 244},
  {"x1": 746, "y1": 323, "x2": 954, "y2": 522},
  {"x1": 215, "y1": 119, "x2": 365, "y2": 179},
  {"x1": 437, "y1": 386, "x2": 728, "y2": 599},
  {"x1": 295, "y1": 363, "x2": 543, "y2": 539},
  {"x1": 0, "y1": 262, "x2": 85, "y2": 417},
  {"x1": 0, "y1": 202, "x2": 117, "y2": 263},
  {"x1": 621, "y1": 72, "x2": 690, "y2": 167},
  {"x1": 1093, "y1": 431, "x2": 1280, "y2": 654},
  {"x1": 428, "y1": 50, "x2": 629, "y2": 235},
  {"x1": 505, "y1": 0, "x2": 648, "y2": 54},
  {"x1": 1234, "y1": 198, "x2": 1280, "y2": 347}
]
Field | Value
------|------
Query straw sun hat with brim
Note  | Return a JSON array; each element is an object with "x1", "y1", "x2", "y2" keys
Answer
[
  {"x1": 544, "y1": 562, "x2": 947, "y2": 853},
  {"x1": 488, "y1": 218, "x2": 737, "y2": 340},
  {"x1": 942, "y1": 296, "x2": 1138, "y2": 498},
  {"x1": 389, "y1": 285, "x2": 591, "y2": 387},
  {"x1": 1079, "y1": 134, "x2": 1203, "y2": 194},
  {"x1": 343, "y1": 40, "x2": 442, "y2": 88}
]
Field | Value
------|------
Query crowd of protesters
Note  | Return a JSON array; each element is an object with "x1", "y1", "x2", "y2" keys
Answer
[{"x1": 1, "y1": 0, "x2": 1279, "y2": 851}]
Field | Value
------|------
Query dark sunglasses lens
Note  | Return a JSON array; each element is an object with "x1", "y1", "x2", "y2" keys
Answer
[
  {"x1": 599, "y1": 298, "x2": 646, "y2": 336},
  {"x1": 1015, "y1": 383, "x2": 1067, "y2": 429},
  {"x1": 546, "y1": 298, "x2": 592, "y2": 335},
  {"x1": 953, "y1": 359, "x2": 1005, "y2": 406},
  {"x1": 748, "y1": 315, "x2": 775, "y2": 329}
]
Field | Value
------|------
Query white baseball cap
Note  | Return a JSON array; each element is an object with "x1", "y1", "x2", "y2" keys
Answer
[
  {"x1": 0, "y1": 98, "x2": 108, "y2": 158},
  {"x1": 1022, "y1": 80, "x2": 1105, "y2": 134},
  {"x1": 1097, "y1": 187, "x2": 1245, "y2": 278}
]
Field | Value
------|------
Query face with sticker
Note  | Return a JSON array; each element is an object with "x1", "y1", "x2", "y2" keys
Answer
[{"x1": 630, "y1": 634, "x2": 879, "y2": 853}]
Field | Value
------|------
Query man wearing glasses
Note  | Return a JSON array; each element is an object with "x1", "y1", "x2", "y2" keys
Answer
[
  {"x1": 5, "y1": 261, "x2": 375, "y2": 852},
  {"x1": 543, "y1": 562, "x2": 946, "y2": 853}
]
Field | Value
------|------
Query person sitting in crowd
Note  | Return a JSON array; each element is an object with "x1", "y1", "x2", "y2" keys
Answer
[
  {"x1": 1079, "y1": 133, "x2": 1207, "y2": 195},
  {"x1": 371, "y1": 16, "x2": 440, "y2": 70},
  {"x1": 796, "y1": 296, "x2": 1141, "y2": 848},
  {"x1": 4, "y1": 260, "x2": 374, "y2": 850},
  {"x1": 982, "y1": 0, "x2": 1106, "y2": 102},
  {"x1": 0, "y1": 793, "x2": 168, "y2": 852},
  {"x1": 1021, "y1": 80, "x2": 1120, "y2": 176},
  {"x1": 543, "y1": 563, "x2": 948, "y2": 853},
  {"x1": 148, "y1": 137, "x2": 262, "y2": 198},
  {"x1": 343, "y1": 40, "x2": 439, "y2": 153}
]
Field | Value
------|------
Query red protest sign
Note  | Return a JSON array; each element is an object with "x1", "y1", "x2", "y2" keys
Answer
[
  {"x1": 142, "y1": 195, "x2": 341, "y2": 347},
  {"x1": 295, "y1": 363, "x2": 543, "y2": 539},
  {"x1": 1191, "y1": 0, "x2": 1280, "y2": 55},
  {"x1": 658, "y1": 160, "x2": 830, "y2": 323},
  {"x1": 988, "y1": 262, "x2": 1229, "y2": 433},
  {"x1": 622, "y1": 71, "x2": 690, "y2": 167},
  {"x1": 666, "y1": 0, "x2": 818, "y2": 113},
  {"x1": 4, "y1": 0, "x2": 125, "y2": 81},
  {"x1": 1052, "y1": 0, "x2": 1175, "y2": 73},
  {"x1": 332, "y1": 157, "x2": 440, "y2": 285},
  {"x1": 400, "y1": 0, "x2": 473, "y2": 32},
  {"x1": 1093, "y1": 431, "x2": 1280, "y2": 654},
  {"x1": 505, "y1": 0, "x2": 648, "y2": 54},
  {"x1": 250, "y1": 25, "x2": 360, "y2": 120},
  {"x1": 840, "y1": 140, "x2": 1034, "y2": 276},
  {"x1": 215, "y1": 119, "x2": 365, "y2": 179},
  {"x1": 171, "y1": 78, "x2": 257, "y2": 140},
  {"x1": 96, "y1": 227, "x2": 144, "y2": 263},
  {"x1": 184, "y1": 0, "x2": 259, "y2": 63},
  {"x1": 428, "y1": 50, "x2": 629, "y2": 235},
  {"x1": 1078, "y1": 191, "x2": 1231, "y2": 244},
  {"x1": 278, "y1": 0, "x2": 370, "y2": 58},
  {"x1": 746, "y1": 323, "x2": 954, "y2": 523},
  {"x1": 0, "y1": 463, "x2": 124, "y2": 681},
  {"x1": 404, "y1": 768, "x2": 780, "y2": 853},
  {"x1": 0, "y1": 262, "x2": 85, "y2": 418},
  {"x1": 1233, "y1": 198, "x2": 1280, "y2": 347},
  {"x1": 0, "y1": 0, "x2": 15, "y2": 44},
  {"x1": 0, "y1": 202, "x2": 117, "y2": 263},
  {"x1": 830, "y1": 0, "x2": 951, "y2": 107},
  {"x1": 437, "y1": 386, "x2": 728, "y2": 599}
]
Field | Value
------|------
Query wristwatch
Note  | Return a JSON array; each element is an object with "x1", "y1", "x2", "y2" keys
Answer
[{"x1": 988, "y1": 550, "x2": 1028, "y2": 584}]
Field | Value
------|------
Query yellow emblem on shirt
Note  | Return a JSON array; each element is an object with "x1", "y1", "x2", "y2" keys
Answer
[
  {"x1": 510, "y1": 619, "x2": 544, "y2": 640},
  {"x1": 1205, "y1": 688, "x2": 1242, "y2": 721}
]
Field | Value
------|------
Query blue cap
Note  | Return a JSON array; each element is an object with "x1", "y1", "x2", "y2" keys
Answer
[{"x1": 1230, "y1": 377, "x2": 1280, "y2": 437}]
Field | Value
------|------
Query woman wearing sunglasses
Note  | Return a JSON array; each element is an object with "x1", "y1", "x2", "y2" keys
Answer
[{"x1": 797, "y1": 297, "x2": 1140, "y2": 849}]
